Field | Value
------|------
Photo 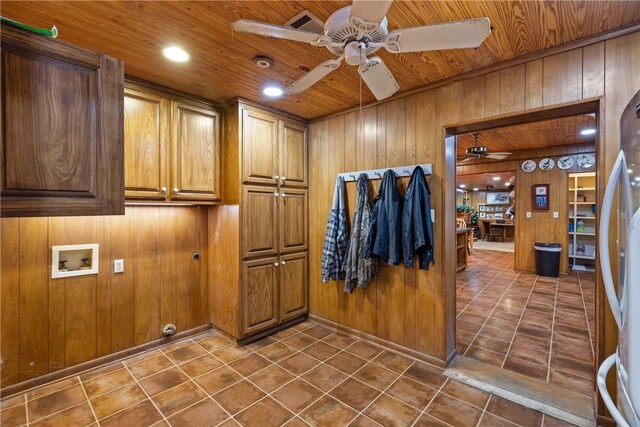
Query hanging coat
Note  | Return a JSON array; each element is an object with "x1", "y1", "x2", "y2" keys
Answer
[
  {"x1": 402, "y1": 166, "x2": 435, "y2": 270},
  {"x1": 321, "y1": 176, "x2": 349, "y2": 282},
  {"x1": 343, "y1": 174, "x2": 379, "y2": 293},
  {"x1": 365, "y1": 170, "x2": 403, "y2": 265}
]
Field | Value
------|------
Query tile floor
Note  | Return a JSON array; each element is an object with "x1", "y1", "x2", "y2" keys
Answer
[
  {"x1": 0, "y1": 319, "x2": 577, "y2": 427},
  {"x1": 457, "y1": 249, "x2": 596, "y2": 395}
]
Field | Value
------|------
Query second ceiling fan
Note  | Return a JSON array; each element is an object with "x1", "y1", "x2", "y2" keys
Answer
[{"x1": 232, "y1": 0, "x2": 492, "y2": 101}]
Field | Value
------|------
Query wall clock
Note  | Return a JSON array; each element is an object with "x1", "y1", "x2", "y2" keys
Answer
[
  {"x1": 577, "y1": 154, "x2": 595, "y2": 169},
  {"x1": 539, "y1": 158, "x2": 555, "y2": 171},
  {"x1": 557, "y1": 156, "x2": 575, "y2": 170},
  {"x1": 521, "y1": 160, "x2": 536, "y2": 172}
]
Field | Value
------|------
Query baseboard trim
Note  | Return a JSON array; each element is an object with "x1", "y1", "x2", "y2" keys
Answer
[
  {"x1": 0, "y1": 324, "x2": 212, "y2": 398},
  {"x1": 309, "y1": 314, "x2": 447, "y2": 368}
]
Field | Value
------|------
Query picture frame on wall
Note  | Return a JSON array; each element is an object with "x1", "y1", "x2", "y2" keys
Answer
[
  {"x1": 494, "y1": 213, "x2": 504, "y2": 219},
  {"x1": 479, "y1": 212, "x2": 486, "y2": 218},
  {"x1": 479, "y1": 205, "x2": 486, "y2": 212},
  {"x1": 532, "y1": 184, "x2": 550, "y2": 210},
  {"x1": 488, "y1": 206, "x2": 494, "y2": 212},
  {"x1": 486, "y1": 192, "x2": 510, "y2": 205},
  {"x1": 495, "y1": 206, "x2": 503, "y2": 212}
]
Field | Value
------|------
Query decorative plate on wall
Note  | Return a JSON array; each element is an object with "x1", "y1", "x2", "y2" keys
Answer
[
  {"x1": 577, "y1": 154, "x2": 596, "y2": 169},
  {"x1": 521, "y1": 160, "x2": 536, "y2": 172},
  {"x1": 539, "y1": 158, "x2": 555, "y2": 171},
  {"x1": 557, "y1": 156, "x2": 575, "y2": 170}
]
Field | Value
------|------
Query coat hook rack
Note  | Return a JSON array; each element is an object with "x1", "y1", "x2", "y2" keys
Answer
[{"x1": 337, "y1": 163, "x2": 432, "y2": 182}]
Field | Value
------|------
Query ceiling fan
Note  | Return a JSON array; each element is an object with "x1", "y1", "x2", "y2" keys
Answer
[
  {"x1": 232, "y1": 0, "x2": 491, "y2": 101},
  {"x1": 458, "y1": 133, "x2": 512, "y2": 163}
]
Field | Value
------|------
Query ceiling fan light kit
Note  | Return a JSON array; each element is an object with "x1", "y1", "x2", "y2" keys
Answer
[{"x1": 232, "y1": 0, "x2": 491, "y2": 101}]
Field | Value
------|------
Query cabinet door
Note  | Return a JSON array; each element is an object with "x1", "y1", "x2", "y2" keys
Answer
[
  {"x1": 124, "y1": 87, "x2": 169, "y2": 199},
  {"x1": 0, "y1": 26, "x2": 123, "y2": 217},
  {"x1": 279, "y1": 189, "x2": 308, "y2": 254},
  {"x1": 279, "y1": 252, "x2": 308, "y2": 322},
  {"x1": 243, "y1": 185, "x2": 278, "y2": 259},
  {"x1": 171, "y1": 101, "x2": 221, "y2": 202},
  {"x1": 242, "y1": 257, "x2": 279, "y2": 336},
  {"x1": 279, "y1": 120, "x2": 308, "y2": 188},
  {"x1": 242, "y1": 109, "x2": 278, "y2": 185}
]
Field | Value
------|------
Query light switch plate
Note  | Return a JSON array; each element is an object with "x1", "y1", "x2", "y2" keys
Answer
[
  {"x1": 113, "y1": 259, "x2": 124, "y2": 273},
  {"x1": 431, "y1": 209, "x2": 435, "y2": 223},
  {"x1": 553, "y1": 212, "x2": 559, "y2": 219},
  {"x1": 526, "y1": 211, "x2": 532, "y2": 218}
]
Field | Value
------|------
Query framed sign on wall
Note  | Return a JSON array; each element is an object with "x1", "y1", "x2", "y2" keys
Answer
[
  {"x1": 532, "y1": 184, "x2": 550, "y2": 210},
  {"x1": 486, "y1": 192, "x2": 510, "y2": 205}
]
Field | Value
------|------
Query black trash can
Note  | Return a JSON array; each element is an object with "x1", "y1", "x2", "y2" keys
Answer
[{"x1": 534, "y1": 242, "x2": 562, "y2": 277}]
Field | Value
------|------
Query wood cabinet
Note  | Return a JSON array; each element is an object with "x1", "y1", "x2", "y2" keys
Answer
[
  {"x1": 210, "y1": 100, "x2": 309, "y2": 341},
  {"x1": 124, "y1": 84, "x2": 221, "y2": 203},
  {"x1": 1, "y1": 25, "x2": 124, "y2": 217}
]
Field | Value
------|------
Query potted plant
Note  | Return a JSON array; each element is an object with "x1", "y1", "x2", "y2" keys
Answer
[{"x1": 456, "y1": 204, "x2": 473, "y2": 223}]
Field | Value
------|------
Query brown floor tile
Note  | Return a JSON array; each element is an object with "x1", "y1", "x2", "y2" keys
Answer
[
  {"x1": 512, "y1": 334, "x2": 550, "y2": 352},
  {"x1": 258, "y1": 342, "x2": 298, "y2": 363},
  {"x1": 486, "y1": 395, "x2": 543, "y2": 427},
  {"x1": 425, "y1": 393, "x2": 483, "y2": 427},
  {"x1": 414, "y1": 413, "x2": 450, "y2": 426},
  {"x1": 502, "y1": 356, "x2": 548, "y2": 381},
  {"x1": 139, "y1": 367, "x2": 189, "y2": 397},
  {"x1": 457, "y1": 312, "x2": 487, "y2": 325},
  {"x1": 79, "y1": 363, "x2": 126, "y2": 383},
  {"x1": 30, "y1": 402, "x2": 95, "y2": 427},
  {"x1": 83, "y1": 368, "x2": 134, "y2": 398},
  {"x1": 282, "y1": 333, "x2": 318, "y2": 350},
  {"x1": 179, "y1": 354, "x2": 223, "y2": 378},
  {"x1": 249, "y1": 364, "x2": 295, "y2": 393},
  {"x1": 235, "y1": 397, "x2": 293, "y2": 427},
  {"x1": 1, "y1": 394, "x2": 25, "y2": 410},
  {"x1": 364, "y1": 394, "x2": 420, "y2": 427},
  {"x1": 100, "y1": 400, "x2": 163, "y2": 427},
  {"x1": 464, "y1": 346, "x2": 505, "y2": 367},
  {"x1": 213, "y1": 380, "x2": 265, "y2": 415},
  {"x1": 552, "y1": 332, "x2": 591, "y2": 350},
  {"x1": 27, "y1": 384, "x2": 87, "y2": 422},
  {"x1": 152, "y1": 380, "x2": 207, "y2": 417},
  {"x1": 456, "y1": 320, "x2": 483, "y2": 334},
  {"x1": 441, "y1": 379, "x2": 490, "y2": 409},
  {"x1": 325, "y1": 352, "x2": 368, "y2": 375},
  {"x1": 353, "y1": 363, "x2": 399, "y2": 391},
  {"x1": 128, "y1": 354, "x2": 174, "y2": 380},
  {"x1": 122, "y1": 349, "x2": 164, "y2": 367},
  {"x1": 478, "y1": 325, "x2": 516, "y2": 342},
  {"x1": 194, "y1": 366, "x2": 242, "y2": 395},
  {"x1": 322, "y1": 333, "x2": 358, "y2": 348},
  {"x1": 330, "y1": 378, "x2": 380, "y2": 411},
  {"x1": 167, "y1": 398, "x2": 228, "y2": 427},
  {"x1": 164, "y1": 343, "x2": 207, "y2": 365},
  {"x1": 218, "y1": 417, "x2": 241, "y2": 426},
  {"x1": 302, "y1": 342, "x2": 341, "y2": 361},
  {"x1": 349, "y1": 415, "x2": 383, "y2": 427},
  {"x1": 550, "y1": 355, "x2": 593, "y2": 380},
  {"x1": 508, "y1": 344, "x2": 550, "y2": 366},
  {"x1": 302, "y1": 325, "x2": 334, "y2": 340},
  {"x1": 548, "y1": 369, "x2": 594, "y2": 395},
  {"x1": 302, "y1": 364, "x2": 348, "y2": 392},
  {"x1": 272, "y1": 379, "x2": 323, "y2": 413},
  {"x1": 90, "y1": 382, "x2": 146, "y2": 420},
  {"x1": 0, "y1": 403, "x2": 26, "y2": 426},
  {"x1": 543, "y1": 414, "x2": 577, "y2": 426},
  {"x1": 228, "y1": 353, "x2": 272, "y2": 377},
  {"x1": 212, "y1": 345, "x2": 252, "y2": 363},
  {"x1": 278, "y1": 352, "x2": 319, "y2": 375},
  {"x1": 552, "y1": 342, "x2": 594, "y2": 364},
  {"x1": 345, "y1": 341, "x2": 383, "y2": 360},
  {"x1": 478, "y1": 412, "x2": 518, "y2": 426},
  {"x1": 245, "y1": 337, "x2": 277, "y2": 352},
  {"x1": 470, "y1": 335, "x2": 511, "y2": 354},
  {"x1": 456, "y1": 329, "x2": 477, "y2": 345},
  {"x1": 372, "y1": 351, "x2": 414, "y2": 373},
  {"x1": 404, "y1": 362, "x2": 447, "y2": 389},
  {"x1": 26, "y1": 377, "x2": 80, "y2": 401},
  {"x1": 272, "y1": 328, "x2": 299, "y2": 340},
  {"x1": 196, "y1": 335, "x2": 233, "y2": 352},
  {"x1": 300, "y1": 395, "x2": 357, "y2": 427},
  {"x1": 385, "y1": 376, "x2": 436, "y2": 410}
]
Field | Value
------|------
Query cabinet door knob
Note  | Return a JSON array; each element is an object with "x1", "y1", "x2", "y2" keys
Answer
[
  {"x1": 173, "y1": 187, "x2": 179, "y2": 194},
  {"x1": 281, "y1": 260, "x2": 286, "y2": 265},
  {"x1": 274, "y1": 175, "x2": 279, "y2": 182},
  {"x1": 274, "y1": 192, "x2": 279, "y2": 197},
  {"x1": 274, "y1": 262, "x2": 279, "y2": 267},
  {"x1": 281, "y1": 176, "x2": 286, "y2": 185},
  {"x1": 281, "y1": 192, "x2": 286, "y2": 198},
  {"x1": 161, "y1": 186, "x2": 167, "y2": 195}
]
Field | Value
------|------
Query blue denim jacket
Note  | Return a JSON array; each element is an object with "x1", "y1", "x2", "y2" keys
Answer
[
  {"x1": 402, "y1": 166, "x2": 434, "y2": 270},
  {"x1": 365, "y1": 170, "x2": 403, "y2": 265}
]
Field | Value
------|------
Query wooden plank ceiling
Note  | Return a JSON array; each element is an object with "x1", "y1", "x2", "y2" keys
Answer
[
  {"x1": 457, "y1": 172, "x2": 515, "y2": 191},
  {"x1": 3, "y1": 1, "x2": 639, "y2": 118},
  {"x1": 456, "y1": 114, "x2": 596, "y2": 160}
]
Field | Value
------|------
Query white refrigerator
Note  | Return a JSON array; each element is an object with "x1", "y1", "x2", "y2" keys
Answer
[{"x1": 598, "y1": 89, "x2": 640, "y2": 426}]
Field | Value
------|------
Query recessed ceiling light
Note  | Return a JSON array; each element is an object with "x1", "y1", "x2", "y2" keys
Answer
[
  {"x1": 263, "y1": 86, "x2": 284, "y2": 97},
  {"x1": 628, "y1": 169, "x2": 633, "y2": 174},
  {"x1": 162, "y1": 46, "x2": 190, "y2": 62},
  {"x1": 492, "y1": 177, "x2": 501, "y2": 181},
  {"x1": 505, "y1": 182, "x2": 510, "y2": 186},
  {"x1": 635, "y1": 176, "x2": 640, "y2": 182},
  {"x1": 580, "y1": 128, "x2": 597, "y2": 136},
  {"x1": 459, "y1": 184, "x2": 466, "y2": 188},
  {"x1": 473, "y1": 188, "x2": 479, "y2": 191}
]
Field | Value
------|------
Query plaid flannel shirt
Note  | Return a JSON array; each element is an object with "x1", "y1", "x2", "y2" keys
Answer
[{"x1": 321, "y1": 176, "x2": 349, "y2": 282}]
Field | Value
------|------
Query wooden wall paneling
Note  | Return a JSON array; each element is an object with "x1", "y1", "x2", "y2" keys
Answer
[
  {"x1": 184, "y1": 207, "x2": 202, "y2": 329},
  {"x1": 109, "y1": 210, "x2": 135, "y2": 352},
  {"x1": 19, "y1": 218, "x2": 49, "y2": 381},
  {"x1": 500, "y1": 64, "x2": 526, "y2": 113},
  {"x1": 375, "y1": 104, "x2": 388, "y2": 340},
  {"x1": 313, "y1": 118, "x2": 330, "y2": 322},
  {"x1": 404, "y1": 95, "x2": 418, "y2": 349},
  {"x1": 308, "y1": 122, "x2": 320, "y2": 317},
  {"x1": 222, "y1": 107, "x2": 240, "y2": 204},
  {"x1": 197, "y1": 207, "x2": 210, "y2": 325},
  {"x1": 543, "y1": 49, "x2": 583, "y2": 105},
  {"x1": 328, "y1": 115, "x2": 345, "y2": 325},
  {"x1": 47, "y1": 217, "x2": 66, "y2": 372},
  {"x1": 342, "y1": 111, "x2": 358, "y2": 330},
  {"x1": 95, "y1": 216, "x2": 112, "y2": 358},
  {"x1": 463, "y1": 75, "x2": 486, "y2": 121},
  {"x1": 174, "y1": 207, "x2": 189, "y2": 330},
  {"x1": 525, "y1": 59, "x2": 544, "y2": 109},
  {"x1": 133, "y1": 207, "x2": 161, "y2": 344},
  {"x1": 64, "y1": 217, "x2": 98, "y2": 366},
  {"x1": 1, "y1": 219, "x2": 20, "y2": 386},
  {"x1": 160, "y1": 208, "x2": 178, "y2": 334},
  {"x1": 485, "y1": 71, "x2": 502, "y2": 117},
  {"x1": 582, "y1": 42, "x2": 605, "y2": 99}
]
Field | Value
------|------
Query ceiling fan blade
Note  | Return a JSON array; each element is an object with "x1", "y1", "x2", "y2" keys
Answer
[
  {"x1": 384, "y1": 17, "x2": 491, "y2": 53},
  {"x1": 285, "y1": 58, "x2": 343, "y2": 95},
  {"x1": 458, "y1": 157, "x2": 475, "y2": 164},
  {"x1": 485, "y1": 152, "x2": 512, "y2": 159},
  {"x1": 350, "y1": 0, "x2": 393, "y2": 28},
  {"x1": 232, "y1": 19, "x2": 322, "y2": 43},
  {"x1": 358, "y1": 57, "x2": 399, "y2": 101}
]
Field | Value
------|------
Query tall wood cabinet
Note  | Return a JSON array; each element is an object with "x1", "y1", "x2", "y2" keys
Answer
[
  {"x1": 124, "y1": 84, "x2": 221, "y2": 203},
  {"x1": 210, "y1": 101, "x2": 308, "y2": 341},
  {"x1": 1, "y1": 25, "x2": 124, "y2": 217}
]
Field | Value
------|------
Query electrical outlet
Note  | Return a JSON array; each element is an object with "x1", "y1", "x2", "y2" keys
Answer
[
  {"x1": 113, "y1": 259, "x2": 124, "y2": 273},
  {"x1": 526, "y1": 211, "x2": 532, "y2": 218},
  {"x1": 553, "y1": 211, "x2": 559, "y2": 219}
]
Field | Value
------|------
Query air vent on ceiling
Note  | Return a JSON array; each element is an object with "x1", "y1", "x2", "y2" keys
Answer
[{"x1": 285, "y1": 10, "x2": 324, "y2": 34}]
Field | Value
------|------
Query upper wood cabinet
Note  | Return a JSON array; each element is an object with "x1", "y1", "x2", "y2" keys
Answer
[
  {"x1": 124, "y1": 84, "x2": 221, "y2": 203},
  {"x1": 279, "y1": 189, "x2": 308, "y2": 254},
  {"x1": 279, "y1": 120, "x2": 308, "y2": 188},
  {"x1": 1, "y1": 26, "x2": 124, "y2": 217}
]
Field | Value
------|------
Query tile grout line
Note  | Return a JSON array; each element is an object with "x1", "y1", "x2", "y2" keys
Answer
[
  {"x1": 23, "y1": 393, "x2": 28, "y2": 427},
  {"x1": 475, "y1": 392, "x2": 493, "y2": 427},
  {"x1": 121, "y1": 360, "x2": 172, "y2": 426},
  {"x1": 77, "y1": 375, "x2": 101, "y2": 427},
  {"x1": 409, "y1": 377, "x2": 451, "y2": 427},
  {"x1": 546, "y1": 276, "x2": 560, "y2": 382},
  {"x1": 576, "y1": 271, "x2": 596, "y2": 359},
  {"x1": 500, "y1": 275, "x2": 538, "y2": 369}
]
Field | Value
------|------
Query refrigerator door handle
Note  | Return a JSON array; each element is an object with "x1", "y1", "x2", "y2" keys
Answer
[
  {"x1": 598, "y1": 352, "x2": 630, "y2": 427},
  {"x1": 599, "y1": 150, "x2": 633, "y2": 329}
]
